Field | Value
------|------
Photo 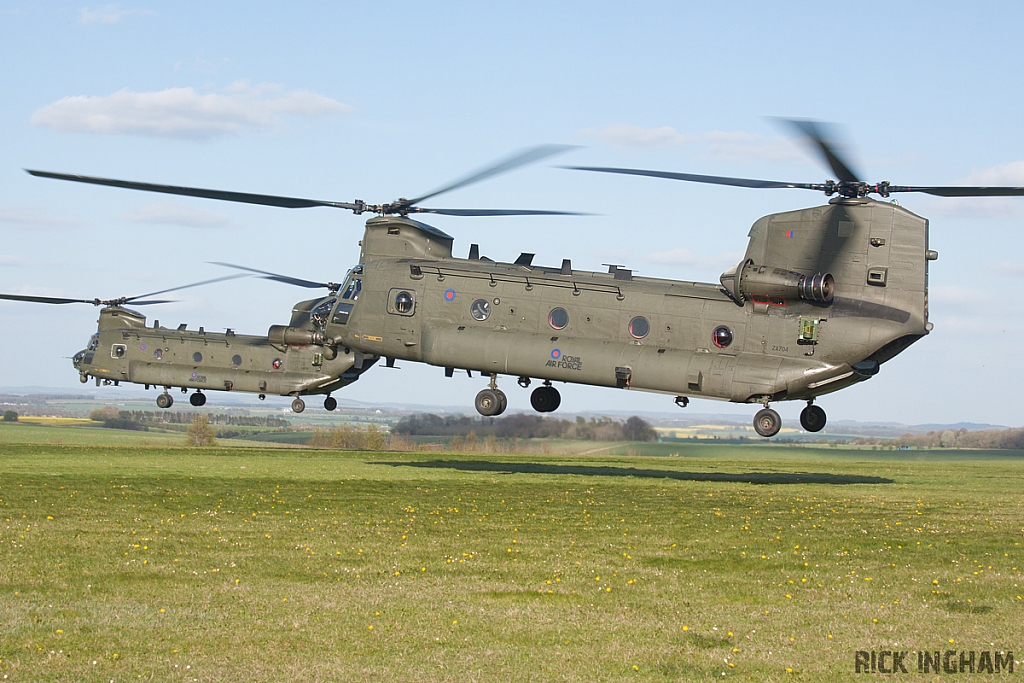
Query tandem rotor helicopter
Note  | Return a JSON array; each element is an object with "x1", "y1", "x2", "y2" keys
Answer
[{"x1": 4, "y1": 120, "x2": 1022, "y2": 436}]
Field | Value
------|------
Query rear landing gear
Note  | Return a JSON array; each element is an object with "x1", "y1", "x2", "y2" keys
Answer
[
  {"x1": 530, "y1": 381, "x2": 561, "y2": 413},
  {"x1": 189, "y1": 392, "x2": 206, "y2": 407},
  {"x1": 291, "y1": 397, "x2": 306, "y2": 413},
  {"x1": 800, "y1": 403, "x2": 826, "y2": 432},
  {"x1": 475, "y1": 374, "x2": 507, "y2": 416},
  {"x1": 156, "y1": 391, "x2": 174, "y2": 409},
  {"x1": 324, "y1": 396, "x2": 337, "y2": 411},
  {"x1": 753, "y1": 407, "x2": 782, "y2": 437}
]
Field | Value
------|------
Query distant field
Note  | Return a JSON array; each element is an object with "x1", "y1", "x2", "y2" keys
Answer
[{"x1": 1, "y1": 426, "x2": 1022, "y2": 681}]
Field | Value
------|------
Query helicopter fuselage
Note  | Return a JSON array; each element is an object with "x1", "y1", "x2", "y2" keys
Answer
[
  {"x1": 324, "y1": 196, "x2": 932, "y2": 406},
  {"x1": 69, "y1": 195, "x2": 933, "y2": 424}
]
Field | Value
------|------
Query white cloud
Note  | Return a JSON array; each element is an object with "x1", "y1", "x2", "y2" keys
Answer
[
  {"x1": 645, "y1": 248, "x2": 743, "y2": 272},
  {"x1": 701, "y1": 131, "x2": 803, "y2": 164},
  {"x1": 31, "y1": 81, "x2": 352, "y2": 140},
  {"x1": 925, "y1": 161, "x2": 1024, "y2": 219},
  {"x1": 579, "y1": 123, "x2": 696, "y2": 148},
  {"x1": 0, "y1": 254, "x2": 63, "y2": 268},
  {"x1": 588, "y1": 248, "x2": 632, "y2": 264},
  {"x1": 991, "y1": 261, "x2": 1024, "y2": 277},
  {"x1": 78, "y1": 5, "x2": 152, "y2": 25},
  {"x1": 122, "y1": 201, "x2": 241, "y2": 228},
  {"x1": 0, "y1": 205, "x2": 83, "y2": 229},
  {"x1": 578, "y1": 123, "x2": 804, "y2": 165}
]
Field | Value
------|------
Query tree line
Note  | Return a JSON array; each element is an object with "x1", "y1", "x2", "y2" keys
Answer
[
  {"x1": 852, "y1": 427, "x2": 1024, "y2": 450},
  {"x1": 89, "y1": 407, "x2": 289, "y2": 428},
  {"x1": 392, "y1": 413, "x2": 658, "y2": 442}
]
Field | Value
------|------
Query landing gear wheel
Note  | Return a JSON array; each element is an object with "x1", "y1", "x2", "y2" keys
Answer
[
  {"x1": 753, "y1": 408, "x2": 782, "y2": 437},
  {"x1": 324, "y1": 396, "x2": 338, "y2": 411},
  {"x1": 189, "y1": 392, "x2": 206, "y2": 407},
  {"x1": 475, "y1": 388, "x2": 502, "y2": 416},
  {"x1": 156, "y1": 393, "x2": 174, "y2": 409},
  {"x1": 547, "y1": 386, "x2": 561, "y2": 412},
  {"x1": 799, "y1": 404, "x2": 826, "y2": 432},
  {"x1": 496, "y1": 390, "x2": 507, "y2": 415},
  {"x1": 531, "y1": 386, "x2": 553, "y2": 412},
  {"x1": 291, "y1": 397, "x2": 306, "y2": 413},
  {"x1": 530, "y1": 386, "x2": 561, "y2": 412}
]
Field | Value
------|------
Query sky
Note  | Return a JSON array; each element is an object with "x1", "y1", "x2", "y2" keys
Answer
[{"x1": 1, "y1": 1, "x2": 1023, "y2": 426}]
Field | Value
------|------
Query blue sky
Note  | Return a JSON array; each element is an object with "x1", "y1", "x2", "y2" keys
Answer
[{"x1": 2, "y1": 1, "x2": 1022, "y2": 425}]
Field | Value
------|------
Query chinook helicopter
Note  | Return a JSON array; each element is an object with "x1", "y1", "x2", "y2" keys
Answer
[{"x1": 9, "y1": 122, "x2": 1024, "y2": 435}]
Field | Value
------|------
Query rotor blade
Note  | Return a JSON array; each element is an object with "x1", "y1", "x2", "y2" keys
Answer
[
  {"x1": 411, "y1": 207, "x2": 590, "y2": 216},
  {"x1": 209, "y1": 262, "x2": 332, "y2": 289},
  {"x1": 564, "y1": 166, "x2": 821, "y2": 190},
  {"x1": 25, "y1": 170, "x2": 362, "y2": 211},
  {"x1": 405, "y1": 144, "x2": 576, "y2": 206},
  {"x1": 124, "y1": 274, "x2": 249, "y2": 303},
  {"x1": 886, "y1": 185, "x2": 1024, "y2": 197},
  {"x1": 0, "y1": 293, "x2": 99, "y2": 305},
  {"x1": 120, "y1": 299, "x2": 176, "y2": 306},
  {"x1": 781, "y1": 119, "x2": 861, "y2": 183}
]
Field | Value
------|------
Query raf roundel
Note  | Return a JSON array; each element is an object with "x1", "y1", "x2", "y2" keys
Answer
[
  {"x1": 551, "y1": 349, "x2": 561, "y2": 360},
  {"x1": 444, "y1": 289, "x2": 456, "y2": 302}
]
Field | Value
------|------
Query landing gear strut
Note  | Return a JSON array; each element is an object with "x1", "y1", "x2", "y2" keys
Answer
[
  {"x1": 189, "y1": 392, "x2": 206, "y2": 407},
  {"x1": 530, "y1": 380, "x2": 561, "y2": 413},
  {"x1": 753, "y1": 407, "x2": 782, "y2": 437},
  {"x1": 474, "y1": 374, "x2": 507, "y2": 417},
  {"x1": 799, "y1": 402, "x2": 826, "y2": 432},
  {"x1": 291, "y1": 397, "x2": 306, "y2": 413},
  {"x1": 324, "y1": 395, "x2": 337, "y2": 411},
  {"x1": 156, "y1": 390, "x2": 174, "y2": 409}
]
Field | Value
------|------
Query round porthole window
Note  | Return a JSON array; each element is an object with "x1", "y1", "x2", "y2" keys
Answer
[
  {"x1": 395, "y1": 291, "x2": 414, "y2": 314},
  {"x1": 232, "y1": 354, "x2": 242, "y2": 367},
  {"x1": 470, "y1": 299, "x2": 491, "y2": 321},
  {"x1": 548, "y1": 307, "x2": 568, "y2": 330},
  {"x1": 272, "y1": 358, "x2": 283, "y2": 370},
  {"x1": 628, "y1": 316, "x2": 650, "y2": 339},
  {"x1": 192, "y1": 351, "x2": 203, "y2": 363},
  {"x1": 712, "y1": 325, "x2": 733, "y2": 348},
  {"x1": 153, "y1": 348, "x2": 164, "y2": 360}
]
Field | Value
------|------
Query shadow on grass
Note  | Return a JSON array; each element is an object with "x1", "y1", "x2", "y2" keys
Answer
[{"x1": 374, "y1": 460, "x2": 893, "y2": 485}]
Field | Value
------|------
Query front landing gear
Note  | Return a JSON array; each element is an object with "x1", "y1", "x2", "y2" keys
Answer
[
  {"x1": 156, "y1": 390, "x2": 174, "y2": 409},
  {"x1": 189, "y1": 392, "x2": 206, "y2": 407},
  {"x1": 324, "y1": 396, "x2": 337, "y2": 411},
  {"x1": 753, "y1": 408, "x2": 782, "y2": 437},
  {"x1": 530, "y1": 381, "x2": 560, "y2": 413},
  {"x1": 291, "y1": 397, "x2": 306, "y2": 413},
  {"x1": 475, "y1": 374, "x2": 507, "y2": 417},
  {"x1": 800, "y1": 403, "x2": 826, "y2": 432}
]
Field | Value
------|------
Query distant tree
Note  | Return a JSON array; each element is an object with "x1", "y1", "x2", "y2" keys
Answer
[
  {"x1": 186, "y1": 414, "x2": 217, "y2": 447},
  {"x1": 308, "y1": 428, "x2": 332, "y2": 448},
  {"x1": 362, "y1": 424, "x2": 386, "y2": 451},
  {"x1": 2, "y1": 410, "x2": 17, "y2": 422},
  {"x1": 622, "y1": 416, "x2": 657, "y2": 442},
  {"x1": 89, "y1": 406, "x2": 120, "y2": 422}
]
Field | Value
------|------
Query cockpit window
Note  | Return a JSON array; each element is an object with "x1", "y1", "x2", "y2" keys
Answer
[
  {"x1": 339, "y1": 264, "x2": 364, "y2": 301},
  {"x1": 332, "y1": 302, "x2": 354, "y2": 325},
  {"x1": 310, "y1": 297, "x2": 337, "y2": 329},
  {"x1": 87, "y1": 334, "x2": 99, "y2": 352},
  {"x1": 341, "y1": 279, "x2": 362, "y2": 301}
]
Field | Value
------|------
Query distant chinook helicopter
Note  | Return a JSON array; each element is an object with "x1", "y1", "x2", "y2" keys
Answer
[{"x1": 7, "y1": 121, "x2": 1023, "y2": 435}]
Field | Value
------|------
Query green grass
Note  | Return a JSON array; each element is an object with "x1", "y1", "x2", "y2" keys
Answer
[{"x1": 1, "y1": 429, "x2": 1023, "y2": 681}]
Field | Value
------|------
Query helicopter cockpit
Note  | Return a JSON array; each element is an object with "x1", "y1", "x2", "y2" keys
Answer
[
  {"x1": 71, "y1": 333, "x2": 100, "y2": 371},
  {"x1": 329, "y1": 264, "x2": 363, "y2": 326}
]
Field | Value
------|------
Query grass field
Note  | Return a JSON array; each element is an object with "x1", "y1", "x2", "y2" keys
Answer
[{"x1": 1, "y1": 426, "x2": 1022, "y2": 681}]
